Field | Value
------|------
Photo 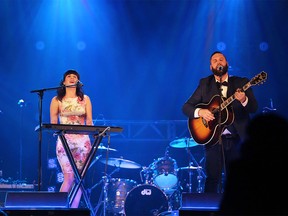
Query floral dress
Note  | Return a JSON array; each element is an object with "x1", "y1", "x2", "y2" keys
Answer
[{"x1": 56, "y1": 96, "x2": 92, "y2": 174}]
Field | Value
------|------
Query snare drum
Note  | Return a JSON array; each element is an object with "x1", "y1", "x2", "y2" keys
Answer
[
  {"x1": 151, "y1": 157, "x2": 178, "y2": 192},
  {"x1": 107, "y1": 178, "x2": 137, "y2": 214},
  {"x1": 124, "y1": 184, "x2": 168, "y2": 216}
]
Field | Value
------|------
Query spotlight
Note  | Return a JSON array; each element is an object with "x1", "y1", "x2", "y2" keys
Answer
[
  {"x1": 259, "y1": 42, "x2": 269, "y2": 52},
  {"x1": 77, "y1": 41, "x2": 86, "y2": 51},
  {"x1": 17, "y1": 99, "x2": 25, "y2": 107},
  {"x1": 217, "y1": 42, "x2": 226, "y2": 51},
  {"x1": 35, "y1": 41, "x2": 45, "y2": 50}
]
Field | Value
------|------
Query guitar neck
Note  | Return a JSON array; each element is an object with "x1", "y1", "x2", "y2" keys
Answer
[{"x1": 220, "y1": 82, "x2": 251, "y2": 111}]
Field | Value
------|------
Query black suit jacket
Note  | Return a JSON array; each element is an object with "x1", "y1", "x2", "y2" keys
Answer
[{"x1": 182, "y1": 74, "x2": 258, "y2": 140}]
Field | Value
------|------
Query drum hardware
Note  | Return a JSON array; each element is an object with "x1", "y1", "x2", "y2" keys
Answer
[
  {"x1": 98, "y1": 143, "x2": 118, "y2": 152},
  {"x1": 157, "y1": 210, "x2": 179, "y2": 216},
  {"x1": 99, "y1": 157, "x2": 142, "y2": 169},
  {"x1": 180, "y1": 154, "x2": 205, "y2": 193},
  {"x1": 169, "y1": 137, "x2": 198, "y2": 148},
  {"x1": 140, "y1": 165, "x2": 154, "y2": 185},
  {"x1": 94, "y1": 157, "x2": 141, "y2": 215},
  {"x1": 185, "y1": 148, "x2": 206, "y2": 193},
  {"x1": 169, "y1": 137, "x2": 206, "y2": 193},
  {"x1": 88, "y1": 143, "x2": 117, "y2": 170},
  {"x1": 88, "y1": 154, "x2": 103, "y2": 170},
  {"x1": 178, "y1": 165, "x2": 204, "y2": 193},
  {"x1": 106, "y1": 178, "x2": 137, "y2": 214},
  {"x1": 91, "y1": 167, "x2": 120, "y2": 216},
  {"x1": 196, "y1": 168, "x2": 204, "y2": 193},
  {"x1": 166, "y1": 187, "x2": 182, "y2": 213}
]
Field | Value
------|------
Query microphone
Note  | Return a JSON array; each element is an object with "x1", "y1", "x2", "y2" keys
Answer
[
  {"x1": 63, "y1": 81, "x2": 83, "y2": 88},
  {"x1": 217, "y1": 65, "x2": 223, "y2": 71},
  {"x1": 77, "y1": 80, "x2": 84, "y2": 87}
]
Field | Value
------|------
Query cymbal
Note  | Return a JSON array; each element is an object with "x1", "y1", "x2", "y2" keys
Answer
[
  {"x1": 99, "y1": 157, "x2": 141, "y2": 169},
  {"x1": 169, "y1": 137, "x2": 198, "y2": 148},
  {"x1": 98, "y1": 144, "x2": 117, "y2": 152}
]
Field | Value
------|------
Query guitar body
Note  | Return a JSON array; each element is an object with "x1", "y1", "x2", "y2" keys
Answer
[{"x1": 188, "y1": 95, "x2": 234, "y2": 147}]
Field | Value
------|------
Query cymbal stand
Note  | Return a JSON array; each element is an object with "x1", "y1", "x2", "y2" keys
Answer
[
  {"x1": 196, "y1": 167, "x2": 204, "y2": 193},
  {"x1": 140, "y1": 165, "x2": 154, "y2": 185},
  {"x1": 93, "y1": 132, "x2": 119, "y2": 216},
  {"x1": 185, "y1": 146, "x2": 206, "y2": 193},
  {"x1": 93, "y1": 167, "x2": 120, "y2": 216}
]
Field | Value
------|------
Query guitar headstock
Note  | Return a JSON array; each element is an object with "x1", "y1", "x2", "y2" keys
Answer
[{"x1": 250, "y1": 71, "x2": 267, "y2": 86}]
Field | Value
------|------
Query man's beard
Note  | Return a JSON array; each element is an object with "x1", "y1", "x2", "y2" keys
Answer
[{"x1": 211, "y1": 64, "x2": 228, "y2": 76}]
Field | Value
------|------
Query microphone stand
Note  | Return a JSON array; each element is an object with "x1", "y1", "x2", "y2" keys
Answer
[
  {"x1": 18, "y1": 100, "x2": 25, "y2": 181},
  {"x1": 217, "y1": 75, "x2": 225, "y2": 193},
  {"x1": 30, "y1": 84, "x2": 75, "y2": 191}
]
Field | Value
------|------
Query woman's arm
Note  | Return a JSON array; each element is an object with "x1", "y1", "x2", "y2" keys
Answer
[
  {"x1": 85, "y1": 95, "x2": 93, "y2": 125},
  {"x1": 50, "y1": 96, "x2": 59, "y2": 124}
]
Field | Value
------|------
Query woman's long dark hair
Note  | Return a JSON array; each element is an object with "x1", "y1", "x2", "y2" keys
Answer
[{"x1": 56, "y1": 70, "x2": 84, "y2": 101}]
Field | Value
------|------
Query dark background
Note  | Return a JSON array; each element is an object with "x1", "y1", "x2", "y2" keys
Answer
[{"x1": 0, "y1": 0, "x2": 287, "y2": 206}]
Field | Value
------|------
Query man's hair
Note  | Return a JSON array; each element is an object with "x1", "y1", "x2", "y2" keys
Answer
[{"x1": 210, "y1": 51, "x2": 226, "y2": 61}]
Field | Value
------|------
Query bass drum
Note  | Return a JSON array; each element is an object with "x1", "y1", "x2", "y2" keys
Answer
[{"x1": 124, "y1": 184, "x2": 169, "y2": 216}]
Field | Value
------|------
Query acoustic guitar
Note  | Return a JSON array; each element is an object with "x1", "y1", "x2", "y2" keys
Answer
[{"x1": 188, "y1": 71, "x2": 267, "y2": 147}]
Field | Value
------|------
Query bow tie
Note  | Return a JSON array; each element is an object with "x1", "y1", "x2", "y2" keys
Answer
[{"x1": 217, "y1": 81, "x2": 228, "y2": 88}]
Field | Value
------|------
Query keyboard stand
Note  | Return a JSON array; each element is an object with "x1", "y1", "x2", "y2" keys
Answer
[{"x1": 49, "y1": 125, "x2": 118, "y2": 216}]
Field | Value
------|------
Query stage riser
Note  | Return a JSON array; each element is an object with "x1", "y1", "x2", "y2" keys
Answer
[
  {"x1": 0, "y1": 189, "x2": 35, "y2": 208},
  {"x1": 1, "y1": 192, "x2": 222, "y2": 216},
  {"x1": 1, "y1": 192, "x2": 91, "y2": 216},
  {"x1": 179, "y1": 193, "x2": 222, "y2": 215},
  {"x1": 4, "y1": 192, "x2": 69, "y2": 208},
  {"x1": 2, "y1": 209, "x2": 91, "y2": 216},
  {"x1": 179, "y1": 209, "x2": 219, "y2": 216}
]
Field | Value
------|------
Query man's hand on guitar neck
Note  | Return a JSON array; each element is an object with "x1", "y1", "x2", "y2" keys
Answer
[
  {"x1": 198, "y1": 108, "x2": 215, "y2": 122},
  {"x1": 235, "y1": 88, "x2": 248, "y2": 105}
]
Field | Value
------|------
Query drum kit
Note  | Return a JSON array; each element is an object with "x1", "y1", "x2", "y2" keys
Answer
[{"x1": 92, "y1": 138, "x2": 206, "y2": 216}]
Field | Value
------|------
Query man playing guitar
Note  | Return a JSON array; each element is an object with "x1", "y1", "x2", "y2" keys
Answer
[{"x1": 182, "y1": 51, "x2": 259, "y2": 193}]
